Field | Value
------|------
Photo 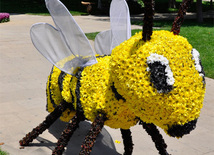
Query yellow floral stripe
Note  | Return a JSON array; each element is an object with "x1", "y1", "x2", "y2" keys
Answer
[
  {"x1": 46, "y1": 71, "x2": 55, "y2": 113},
  {"x1": 60, "y1": 73, "x2": 76, "y2": 122},
  {"x1": 80, "y1": 56, "x2": 138, "y2": 129}
]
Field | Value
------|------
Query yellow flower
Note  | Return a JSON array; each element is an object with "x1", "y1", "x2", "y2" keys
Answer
[
  {"x1": 110, "y1": 30, "x2": 205, "y2": 132},
  {"x1": 47, "y1": 30, "x2": 205, "y2": 135}
]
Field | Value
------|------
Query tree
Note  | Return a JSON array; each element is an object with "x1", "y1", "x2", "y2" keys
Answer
[{"x1": 196, "y1": 0, "x2": 203, "y2": 23}]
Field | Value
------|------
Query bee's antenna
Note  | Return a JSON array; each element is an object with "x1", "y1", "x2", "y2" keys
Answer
[
  {"x1": 142, "y1": 0, "x2": 155, "y2": 42},
  {"x1": 171, "y1": 0, "x2": 193, "y2": 35}
]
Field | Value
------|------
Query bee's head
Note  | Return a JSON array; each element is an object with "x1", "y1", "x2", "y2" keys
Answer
[{"x1": 110, "y1": 30, "x2": 206, "y2": 138}]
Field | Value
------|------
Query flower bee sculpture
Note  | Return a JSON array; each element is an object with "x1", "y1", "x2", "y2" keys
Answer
[{"x1": 20, "y1": 0, "x2": 206, "y2": 154}]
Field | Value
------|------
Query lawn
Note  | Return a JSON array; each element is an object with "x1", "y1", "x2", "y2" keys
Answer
[
  {"x1": 85, "y1": 19, "x2": 214, "y2": 79},
  {"x1": 0, "y1": 148, "x2": 8, "y2": 155}
]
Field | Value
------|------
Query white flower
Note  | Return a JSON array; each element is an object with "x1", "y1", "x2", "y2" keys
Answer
[
  {"x1": 194, "y1": 57, "x2": 200, "y2": 64},
  {"x1": 192, "y1": 48, "x2": 200, "y2": 58},
  {"x1": 147, "y1": 53, "x2": 169, "y2": 65},
  {"x1": 160, "y1": 57, "x2": 169, "y2": 65},
  {"x1": 157, "y1": 55, "x2": 163, "y2": 61},
  {"x1": 166, "y1": 70, "x2": 173, "y2": 78},
  {"x1": 157, "y1": 90, "x2": 163, "y2": 94},
  {"x1": 146, "y1": 56, "x2": 153, "y2": 64},
  {"x1": 191, "y1": 48, "x2": 203, "y2": 73},
  {"x1": 146, "y1": 59, "x2": 153, "y2": 64},
  {"x1": 146, "y1": 67, "x2": 150, "y2": 72},
  {"x1": 199, "y1": 73, "x2": 204, "y2": 77},
  {"x1": 167, "y1": 77, "x2": 175, "y2": 85},
  {"x1": 165, "y1": 65, "x2": 171, "y2": 73},
  {"x1": 195, "y1": 64, "x2": 202, "y2": 72}
]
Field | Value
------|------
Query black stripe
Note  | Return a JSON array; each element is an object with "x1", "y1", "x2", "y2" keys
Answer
[
  {"x1": 111, "y1": 82, "x2": 126, "y2": 102},
  {"x1": 167, "y1": 119, "x2": 198, "y2": 137},
  {"x1": 69, "y1": 77, "x2": 75, "y2": 108},
  {"x1": 75, "y1": 67, "x2": 85, "y2": 114},
  {"x1": 58, "y1": 71, "x2": 66, "y2": 92},
  {"x1": 96, "y1": 54, "x2": 110, "y2": 58},
  {"x1": 63, "y1": 77, "x2": 76, "y2": 112}
]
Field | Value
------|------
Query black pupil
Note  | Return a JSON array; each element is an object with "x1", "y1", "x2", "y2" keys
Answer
[{"x1": 148, "y1": 62, "x2": 173, "y2": 93}]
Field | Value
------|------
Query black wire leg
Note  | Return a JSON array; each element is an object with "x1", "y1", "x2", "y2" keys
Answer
[
  {"x1": 52, "y1": 112, "x2": 85, "y2": 155},
  {"x1": 79, "y1": 113, "x2": 107, "y2": 155},
  {"x1": 120, "y1": 129, "x2": 133, "y2": 155},
  {"x1": 140, "y1": 121, "x2": 170, "y2": 155},
  {"x1": 19, "y1": 102, "x2": 69, "y2": 146}
]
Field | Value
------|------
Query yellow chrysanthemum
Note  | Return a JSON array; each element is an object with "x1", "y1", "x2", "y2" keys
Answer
[
  {"x1": 80, "y1": 56, "x2": 138, "y2": 129},
  {"x1": 47, "y1": 30, "x2": 205, "y2": 135},
  {"x1": 110, "y1": 30, "x2": 205, "y2": 132}
]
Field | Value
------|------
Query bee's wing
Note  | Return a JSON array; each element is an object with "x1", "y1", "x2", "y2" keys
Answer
[
  {"x1": 31, "y1": 23, "x2": 85, "y2": 74},
  {"x1": 110, "y1": 0, "x2": 131, "y2": 49},
  {"x1": 31, "y1": 0, "x2": 97, "y2": 75},
  {"x1": 94, "y1": 30, "x2": 112, "y2": 55},
  {"x1": 94, "y1": 0, "x2": 131, "y2": 55}
]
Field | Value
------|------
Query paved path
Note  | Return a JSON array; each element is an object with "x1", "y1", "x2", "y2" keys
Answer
[{"x1": 0, "y1": 14, "x2": 214, "y2": 155}]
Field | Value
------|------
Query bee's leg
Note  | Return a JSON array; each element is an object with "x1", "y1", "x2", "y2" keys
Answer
[
  {"x1": 79, "y1": 113, "x2": 107, "y2": 155},
  {"x1": 120, "y1": 129, "x2": 133, "y2": 155},
  {"x1": 52, "y1": 111, "x2": 85, "y2": 155},
  {"x1": 19, "y1": 102, "x2": 69, "y2": 146},
  {"x1": 140, "y1": 121, "x2": 170, "y2": 155}
]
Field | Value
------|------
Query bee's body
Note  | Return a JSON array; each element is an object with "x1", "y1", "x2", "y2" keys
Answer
[
  {"x1": 47, "y1": 55, "x2": 138, "y2": 129},
  {"x1": 20, "y1": 0, "x2": 206, "y2": 154},
  {"x1": 46, "y1": 31, "x2": 205, "y2": 133}
]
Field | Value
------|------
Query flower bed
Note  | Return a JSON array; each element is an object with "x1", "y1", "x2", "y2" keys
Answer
[{"x1": 0, "y1": 13, "x2": 10, "y2": 23}]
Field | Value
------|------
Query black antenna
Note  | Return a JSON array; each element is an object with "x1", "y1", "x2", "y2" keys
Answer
[
  {"x1": 142, "y1": 0, "x2": 155, "y2": 41},
  {"x1": 171, "y1": 0, "x2": 193, "y2": 35}
]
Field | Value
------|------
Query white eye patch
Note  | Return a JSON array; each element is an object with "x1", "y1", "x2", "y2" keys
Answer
[
  {"x1": 146, "y1": 53, "x2": 174, "y2": 93},
  {"x1": 191, "y1": 48, "x2": 205, "y2": 85}
]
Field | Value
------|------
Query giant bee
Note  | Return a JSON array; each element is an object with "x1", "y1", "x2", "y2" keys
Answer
[{"x1": 20, "y1": 0, "x2": 206, "y2": 154}]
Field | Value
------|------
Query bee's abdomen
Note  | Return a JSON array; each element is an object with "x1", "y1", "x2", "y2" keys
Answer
[
  {"x1": 46, "y1": 66, "x2": 76, "y2": 122},
  {"x1": 46, "y1": 67, "x2": 63, "y2": 112}
]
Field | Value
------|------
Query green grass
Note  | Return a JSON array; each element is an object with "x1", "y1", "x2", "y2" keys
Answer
[
  {"x1": 0, "y1": 148, "x2": 8, "y2": 155},
  {"x1": 85, "y1": 19, "x2": 214, "y2": 79},
  {"x1": 85, "y1": 32, "x2": 100, "y2": 41}
]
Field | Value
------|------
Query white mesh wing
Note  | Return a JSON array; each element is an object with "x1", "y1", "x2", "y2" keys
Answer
[
  {"x1": 94, "y1": 0, "x2": 131, "y2": 55},
  {"x1": 110, "y1": 0, "x2": 131, "y2": 50},
  {"x1": 31, "y1": 0, "x2": 97, "y2": 75},
  {"x1": 94, "y1": 30, "x2": 112, "y2": 55},
  {"x1": 31, "y1": 23, "x2": 87, "y2": 74}
]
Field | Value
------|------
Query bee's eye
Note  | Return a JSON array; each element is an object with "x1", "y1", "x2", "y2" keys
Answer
[
  {"x1": 146, "y1": 53, "x2": 174, "y2": 93},
  {"x1": 191, "y1": 49, "x2": 205, "y2": 85}
]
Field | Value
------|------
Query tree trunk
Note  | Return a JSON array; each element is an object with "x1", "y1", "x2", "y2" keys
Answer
[
  {"x1": 97, "y1": 0, "x2": 102, "y2": 9},
  {"x1": 196, "y1": 0, "x2": 203, "y2": 23}
]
